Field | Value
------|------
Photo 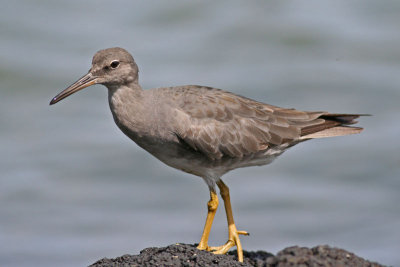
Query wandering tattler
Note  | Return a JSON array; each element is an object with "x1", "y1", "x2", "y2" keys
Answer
[{"x1": 50, "y1": 47, "x2": 365, "y2": 262}]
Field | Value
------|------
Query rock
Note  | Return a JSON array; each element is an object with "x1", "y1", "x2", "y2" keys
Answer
[{"x1": 89, "y1": 243, "x2": 385, "y2": 267}]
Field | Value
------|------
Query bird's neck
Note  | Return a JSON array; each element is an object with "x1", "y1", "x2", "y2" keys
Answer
[{"x1": 108, "y1": 83, "x2": 148, "y2": 137}]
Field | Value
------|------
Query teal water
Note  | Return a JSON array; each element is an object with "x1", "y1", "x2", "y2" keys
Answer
[{"x1": 1, "y1": 1, "x2": 399, "y2": 266}]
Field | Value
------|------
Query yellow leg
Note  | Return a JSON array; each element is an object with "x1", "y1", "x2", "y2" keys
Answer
[
  {"x1": 210, "y1": 180, "x2": 249, "y2": 262},
  {"x1": 197, "y1": 189, "x2": 219, "y2": 251}
]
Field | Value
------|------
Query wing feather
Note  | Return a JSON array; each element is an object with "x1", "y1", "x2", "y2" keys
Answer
[{"x1": 167, "y1": 85, "x2": 363, "y2": 159}]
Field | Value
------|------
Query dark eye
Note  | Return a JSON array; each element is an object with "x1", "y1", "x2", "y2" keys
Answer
[{"x1": 110, "y1": 60, "x2": 120, "y2": 69}]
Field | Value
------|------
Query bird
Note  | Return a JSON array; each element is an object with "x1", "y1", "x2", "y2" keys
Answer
[{"x1": 50, "y1": 47, "x2": 365, "y2": 262}]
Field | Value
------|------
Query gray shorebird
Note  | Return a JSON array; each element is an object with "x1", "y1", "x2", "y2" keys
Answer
[{"x1": 50, "y1": 47, "x2": 365, "y2": 262}]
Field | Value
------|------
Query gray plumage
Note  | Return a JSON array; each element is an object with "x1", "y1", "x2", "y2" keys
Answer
[{"x1": 50, "y1": 47, "x2": 364, "y2": 186}]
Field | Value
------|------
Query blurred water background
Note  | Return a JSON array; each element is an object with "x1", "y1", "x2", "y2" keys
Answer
[{"x1": 1, "y1": 1, "x2": 399, "y2": 266}]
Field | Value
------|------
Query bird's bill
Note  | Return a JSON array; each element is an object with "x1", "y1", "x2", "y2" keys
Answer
[{"x1": 49, "y1": 72, "x2": 98, "y2": 105}]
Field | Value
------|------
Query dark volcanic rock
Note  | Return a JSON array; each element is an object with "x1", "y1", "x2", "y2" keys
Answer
[
  {"x1": 265, "y1": 245, "x2": 384, "y2": 267},
  {"x1": 89, "y1": 243, "x2": 384, "y2": 267}
]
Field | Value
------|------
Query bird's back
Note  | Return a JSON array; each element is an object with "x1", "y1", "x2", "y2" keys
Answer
[{"x1": 152, "y1": 85, "x2": 362, "y2": 158}]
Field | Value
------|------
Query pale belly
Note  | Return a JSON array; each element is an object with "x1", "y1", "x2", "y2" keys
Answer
[{"x1": 129, "y1": 132, "x2": 289, "y2": 180}]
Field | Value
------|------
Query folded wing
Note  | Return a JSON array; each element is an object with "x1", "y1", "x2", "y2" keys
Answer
[{"x1": 171, "y1": 86, "x2": 363, "y2": 160}]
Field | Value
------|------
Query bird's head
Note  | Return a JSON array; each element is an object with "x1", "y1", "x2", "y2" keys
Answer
[{"x1": 50, "y1": 47, "x2": 139, "y2": 105}]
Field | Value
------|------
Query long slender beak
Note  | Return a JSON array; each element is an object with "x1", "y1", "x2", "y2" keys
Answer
[{"x1": 50, "y1": 72, "x2": 98, "y2": 105}]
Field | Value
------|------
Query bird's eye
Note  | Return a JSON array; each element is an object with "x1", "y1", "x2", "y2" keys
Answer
[{"x1": 110, "y1": 60, "x2": 120, "y2": 69}]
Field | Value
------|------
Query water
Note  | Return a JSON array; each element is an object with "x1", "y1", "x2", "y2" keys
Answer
[{"x1": 1, "y1": 1, "x2": 399, "y2": 266}]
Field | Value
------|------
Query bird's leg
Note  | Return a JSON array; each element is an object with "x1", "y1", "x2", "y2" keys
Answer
[
  {"x1": 209, "y1": 180, "x2": 249, "y2": 262},
  {"x1": 196, "y1": 189, "x2": 219, "y2": 251}
]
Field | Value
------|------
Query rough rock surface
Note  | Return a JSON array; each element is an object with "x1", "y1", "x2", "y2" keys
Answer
[{"x1": 90, "y1": 243, "x2": 385, "y2": 267}]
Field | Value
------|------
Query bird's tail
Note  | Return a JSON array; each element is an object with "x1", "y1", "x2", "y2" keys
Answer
[{"x1": 299, "y1": 114, "x2": 368, "y2": 139}]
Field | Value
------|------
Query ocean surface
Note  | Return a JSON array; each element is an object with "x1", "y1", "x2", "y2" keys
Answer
[{"x1": 1, "y1": 1, "x2": 399, "y2": 266}]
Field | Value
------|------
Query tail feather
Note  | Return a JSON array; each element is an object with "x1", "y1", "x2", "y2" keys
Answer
[
  {"x1": 320, "y1": 114, "x2": 362, "y2": 125},
  {"x1": 299, "y1": 114, "x2": 367, "y2": 139},
  {"x1": 300, "y1": 126, "x2": 363, "y2": 139}
]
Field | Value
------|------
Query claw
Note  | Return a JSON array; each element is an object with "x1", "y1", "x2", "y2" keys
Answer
[{"x1": 208, "y1": 224, "x2": 247, "y2": 261}]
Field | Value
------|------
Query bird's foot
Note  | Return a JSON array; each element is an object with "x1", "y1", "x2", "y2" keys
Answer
[{"x1": 208, "y1": 225, "x2": 249, "y2": 262}]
